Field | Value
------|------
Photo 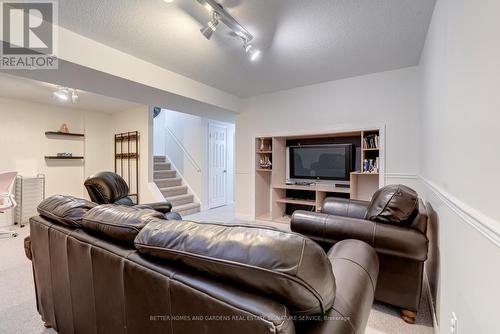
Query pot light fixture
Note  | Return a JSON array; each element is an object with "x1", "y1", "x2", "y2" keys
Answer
[
  {"x1": 53, "y1": 87, "x2": 79, "y2": 103},
  {"x1": 195, "y1": 0, "x2": 261, "y2": 61}
]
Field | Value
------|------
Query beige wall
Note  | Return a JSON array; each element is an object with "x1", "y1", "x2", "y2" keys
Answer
[
  {"x1": 0, "y1": 97, "x2": 112, "y2": 198},
  {"x1": 0, "y1": 97, "x2": 156, "y2": 205},
  {"x1": 111, "y1": 105, "x2": 158, "y2": 204},
  {"x1": 235, "y1": 67, "x2": 420, "y2": 219},
  {"x1": 419, "y1": 0, "x2": 500, "y2": 332}
]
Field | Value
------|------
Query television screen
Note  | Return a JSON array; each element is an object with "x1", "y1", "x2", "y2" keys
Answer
[{"x1": 289, "y1": 144, "x2": 353, "y2": 181}]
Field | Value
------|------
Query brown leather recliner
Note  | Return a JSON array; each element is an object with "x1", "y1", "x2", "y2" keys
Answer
[
  {"x1": 291, "y1": 184, "x2": 429, "y2": 324},
  {"x1": 27, "y1": 195, "x2": 379, "y2": 334},
  {"x1": 84, "y1": 171, "x2": 182, "y2": 220}
]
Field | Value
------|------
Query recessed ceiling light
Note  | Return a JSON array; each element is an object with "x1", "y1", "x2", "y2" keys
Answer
[{"x1": 163, "y1": 0, "x2": 175, "y2": 3}]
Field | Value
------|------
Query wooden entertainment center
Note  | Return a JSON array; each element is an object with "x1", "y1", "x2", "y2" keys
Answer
[{"x1": 255, "y1": 129, "x2": 382, "y2": 223}]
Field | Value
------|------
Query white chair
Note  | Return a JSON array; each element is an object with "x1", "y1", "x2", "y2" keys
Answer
[{"x1": 0, "y1": 171, "x2": 18, "y2": 238}]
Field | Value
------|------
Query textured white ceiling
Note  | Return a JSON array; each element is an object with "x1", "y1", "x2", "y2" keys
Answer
[
  {"x1": 58, "y1": 0, "x2": 436, "y2": 98},
  {"x1": 0, "y1": 73, "x2": 141, "y2": 113}
]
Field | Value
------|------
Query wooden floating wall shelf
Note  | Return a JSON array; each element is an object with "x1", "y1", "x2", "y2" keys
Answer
[
  {"x1": 45, "y1": 131, "x2": 85, "y2": 137},
  {"x1": 44, "y1": 156, "x2": 84, "y2": 160}
]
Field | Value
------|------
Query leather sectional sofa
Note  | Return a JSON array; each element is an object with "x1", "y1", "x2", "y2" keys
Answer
[
  {"x1": 26, "y1": 194, "x2": 379, "y2": 334},
  {"x1": 291, "y1": 185, "x2": 429, "y2": 324}
]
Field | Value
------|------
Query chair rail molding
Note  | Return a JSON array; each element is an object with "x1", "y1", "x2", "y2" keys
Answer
[
  {"x1": 419, "y1": 175, "x2": 500, "y2": 248},
  {"x1": 385, "y1": 173, "x2": 418, "y2": 179}
]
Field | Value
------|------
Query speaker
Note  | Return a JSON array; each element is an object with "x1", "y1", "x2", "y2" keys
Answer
[{"x1": 355, "y1": 146, "x2": 361, "y2": 172}]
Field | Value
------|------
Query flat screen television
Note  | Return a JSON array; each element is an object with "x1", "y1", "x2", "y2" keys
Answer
[{"x1": 289, "y1": 144, "x2": 354, "y2": 181}]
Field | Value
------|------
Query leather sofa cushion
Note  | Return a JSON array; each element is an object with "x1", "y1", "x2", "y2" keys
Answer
[
  {"x1": 84, "y1": 171, "x2": 130, "y2": 204},
  {"x1": 365, "y1": 184, "x2": 418, "y2": 225},
  {"x1": 82, "y1": 205, "x2": 164, "y2": 245},
  {"x1": 135, "y1": 220, "x2": 336, "y2": 315},
  {"x1": 37, "y1": 195, "x2": 96, "y2": 228}
]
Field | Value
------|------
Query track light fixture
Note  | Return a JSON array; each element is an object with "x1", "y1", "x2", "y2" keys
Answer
[
  {"x1": 243, "y1": 41, "x2": 261, "y2": 62},
  {"x1": 53, "y1": 87, "x2": 79, "y2": 103},
  {"x1": 196, "y1": 0, "x2": 261, "y2": 61},
  {"x1": 200, "y1": 12, "x2": 219, "y2": 40}
]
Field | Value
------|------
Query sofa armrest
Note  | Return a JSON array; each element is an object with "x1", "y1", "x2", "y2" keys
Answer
[
  {"x1": 135, "y1": 201, "x2": 172, "y2": 214},
  {"x1": 295, "y1": 239, "x2": 378, "y2": 334},
  {"x1": 291, "y1": 211, "x2": 429, "y2": 261},
  {"x1": 321, "y1": 197, "x2": 369, "y2": 219}
]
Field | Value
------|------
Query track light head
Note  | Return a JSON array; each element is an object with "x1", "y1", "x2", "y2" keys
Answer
[
  {"x1": 200, "y1": 13, "x2": 219, "y2": 40},
  {"x1": 71, "y1": 90, "x2": 79, "y2": 103},
  {"x1": 243, "y1": 42, "x2": 261, "y2": 62},
  {"x1": 53, "y1": 89, "x2": 68, "y2": 101},
  {"x1": 53, "y1": 87, "x2": 79, "y2": 103}
]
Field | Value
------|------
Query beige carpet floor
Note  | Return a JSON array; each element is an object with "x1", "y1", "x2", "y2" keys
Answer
[{"x1": 0, "y1": 206, "x2": 434, "y2": 334}]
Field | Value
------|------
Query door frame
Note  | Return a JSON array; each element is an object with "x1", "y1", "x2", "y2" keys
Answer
[{"x1": 208, "y1": 122, "x2": 228, "y2": 209}]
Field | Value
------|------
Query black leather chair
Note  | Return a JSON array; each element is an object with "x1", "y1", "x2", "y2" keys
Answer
[{"x1": 84, "y1": 171, "x2": 182, "y2": 220}]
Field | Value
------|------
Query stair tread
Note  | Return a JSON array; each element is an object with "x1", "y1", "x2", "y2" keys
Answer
[
  {"x1": 160, "y1": 185, "x2": 187, "y2": 190},
  {"x1": 155, "y1": 177, "x2": 182, "y2": 181},
  {"x1": 166, "y1": 194, "x2": 193, "y2": 200},
  {"x1": 172, "y1": 202, "x2": 200, "y2": 210},
  {"x1": 154, "y1": 171, "x2": 176, "y2": 177}
]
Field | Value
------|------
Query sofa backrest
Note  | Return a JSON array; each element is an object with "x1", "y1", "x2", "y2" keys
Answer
[
  {"x1": 135, "y1": 219, "x2": 336, "y2": 315},
  {"x1": 409, "y1": 199, "x2": 428, "y2": 234}
]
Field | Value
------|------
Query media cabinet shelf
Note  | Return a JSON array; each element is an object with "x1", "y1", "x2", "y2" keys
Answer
[
  {"x1": 272, "y1": 184, "x2": 351, "y2": 194},
  {"x1": 276, "y1": 198, "x2": 316, "y2": 206},
  {"x1": 254, "y1": 129, "x2": 382, "y2": 223}
]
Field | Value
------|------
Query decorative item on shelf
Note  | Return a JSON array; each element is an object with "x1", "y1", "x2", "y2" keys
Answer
[
  {"x1": 363, "y1": 133, "x2": 380, "y2": 149},
  {"x1": 363, "y1": 159, "x2": 369, "y2": 173},
  {"x1": 259, "y1": 137, "x2": 266, "y2": 151},
  {"x1": 56, "y1": 152, "x2": 73, "y2": 157},
  {"x1": 59, "y1": 123, "x2": 69, "y2": 133},
  {"x1": 259, "y1": 156, "x2": 272, "y2": 169},
  {"x1": 368, "y1": 159, "x2": 375, "y2": 173}
]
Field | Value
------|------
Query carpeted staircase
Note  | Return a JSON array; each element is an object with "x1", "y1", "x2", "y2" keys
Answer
[{"x1": 154, "y1": 155, "x2": 201, "y2": 216}]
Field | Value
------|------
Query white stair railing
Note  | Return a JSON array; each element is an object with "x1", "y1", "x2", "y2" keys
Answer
[{"x1": 164, "y1": 126, "x2": 202, "y2": 173}]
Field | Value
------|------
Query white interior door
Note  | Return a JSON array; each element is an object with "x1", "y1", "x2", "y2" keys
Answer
[{"x1": 208, "y1": 123, "x2": 227, "y2": 209}]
